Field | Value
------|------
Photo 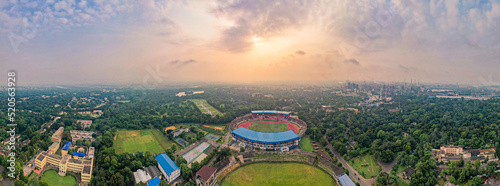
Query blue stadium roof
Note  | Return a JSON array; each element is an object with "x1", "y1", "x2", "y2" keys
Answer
[
  {"x1": 72, "y1": 152, "x2": 86, "y2": 157},
  {"x1": 147, "y1": 176, "x2": 161, "y2": 186},
  {"x1": 251, "y1": 110, "x2": 291, "y2": 115},
  {"x1": 232, "y1": 127, "x2": 299, "y2": 143},
  {"x1": 62, "y1": 141, "x2": 71, "y2": 151},
  {"x1": 338, "y1": 174, "x2": 356, "y2": 186},
  {"x1": 155, "y1": 153, "x2": 179, "y2": 176}
]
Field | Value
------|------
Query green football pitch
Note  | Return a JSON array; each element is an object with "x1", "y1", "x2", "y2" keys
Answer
[
  {"x1": 248, "y1": 122, "x2": 288, "y2": 133},
  {"x1": 222, "y1": 162, "x2": 336, "y2": 186},
  {"x1": 114, "y1": 129, "x2": 176, "y2": 154}
]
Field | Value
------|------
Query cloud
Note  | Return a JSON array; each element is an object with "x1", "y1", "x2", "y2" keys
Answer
[
  {"x1": 295, "y1": 50, "x2": 306, "y2": 55},
  {"x1": 213, "y1": 1, "x2": 313, "y2": 52},
  {"x1": 169, "y1": 59, "x2": 198, "y2": 67},
  {"x1": 344, "y1": 58, "x2": 360, "y2": 65}
]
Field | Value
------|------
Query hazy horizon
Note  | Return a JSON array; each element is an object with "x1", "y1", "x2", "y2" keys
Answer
[{"x1": 2, "y1": 0, "x2": 500, "y2": 85}]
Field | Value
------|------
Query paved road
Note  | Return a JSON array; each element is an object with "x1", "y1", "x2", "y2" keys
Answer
[{"x1": 325, "y1": 141, "x2": 376, "y2": 186}]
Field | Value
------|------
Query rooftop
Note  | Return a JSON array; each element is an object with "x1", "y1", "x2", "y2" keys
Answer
[
  {"x1": 338, "y1": 174, "x2": 356, "y2": 186},
  {"x1": 62, "y1": 141, "x2": 72, "y2": 151},
  {"x1": 155, "y1": 153, "x2": 179, "y2": 176},
  {"x1": 251, "y1": 110, "x2": 291, "y2": 115},
  {"x1": 196, "y1": 166, "x2": 217, "y2": 182},
  {"x1": 232, "y1": 127, "x2": 299, "y2": 143}
]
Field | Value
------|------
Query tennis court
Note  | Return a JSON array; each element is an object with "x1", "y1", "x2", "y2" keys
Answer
[
  {"x1": 205, "y1": 133, "x2": 220, "y2": 141},
  {"x1": 175, "y1": 138, "x2": 189, "y2": 147}
]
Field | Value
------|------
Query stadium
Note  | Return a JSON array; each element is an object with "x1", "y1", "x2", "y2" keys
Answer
[{"x1": 229, "y1": 110, "x2": 307, "y2": 152}]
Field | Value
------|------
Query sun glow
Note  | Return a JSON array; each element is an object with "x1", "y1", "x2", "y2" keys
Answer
[{"x1": 252, "y1": 36, "x2": 262, "y2": 42}]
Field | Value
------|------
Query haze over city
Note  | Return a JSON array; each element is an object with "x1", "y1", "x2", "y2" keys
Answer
[{"x1": 1, "y1": 0, "x2": 500, "y2": 85}]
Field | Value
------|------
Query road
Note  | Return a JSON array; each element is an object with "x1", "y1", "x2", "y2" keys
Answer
[{"x1": 325, "y1": 141, "x2": 376, "y2": 186}]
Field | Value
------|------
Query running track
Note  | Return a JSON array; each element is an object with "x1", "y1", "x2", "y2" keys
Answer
[
  {"x1": 238, "y1": 121, "x2": 299, "y2": 134},
  {"x1": 150, "y1": 130, "x2": 166, "y2": 150}
]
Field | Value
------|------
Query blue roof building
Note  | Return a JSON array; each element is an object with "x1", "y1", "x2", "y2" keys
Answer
[
  {"x1": 232, "y1": 127, "x2": 299, "y2": 143},
  {"x1": 338, "y1": 174, "x2": 356, "y2": 186},
  {"x1": 147, "y1": 176, "x2": 161, "y2": 186},
  {"x1": 251, "y1": 110, "x2": 291, "y2": 115},
  {"x1": 62, "y1": 141, "x2": 71, "y2": 151},
  {"x1": 155, "y1": 153, "x2": 180, "y2": 183},
  {"x1": 72, "y1": 152, "x2": 86, "y2": 157}
]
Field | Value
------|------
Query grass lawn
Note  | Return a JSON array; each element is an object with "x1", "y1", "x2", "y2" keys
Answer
[
  {"x1": 222, "y1": 162, "x2": 335, "y2": 186},
  {"x1": 190, "y1": 99, "x2": 222, "y2": 116},
  {"x1": 347, "y1": 154, "x2": 382, "y2": 179},
  {"x1": 299, "y1": 137, "x2": 314, "y2": 152},
  {"x1": 40, "y1": 170, "x2": 77, "y2": 186},
  {"x1": 114, "y1": 129, "x2": 175, "y2": 154},
  {"x1": 151, "y1": 129, "x2": 178, "y2": 150},
  {"x1": 248, "y1": 122, "x2": 288, "y2": 133}
]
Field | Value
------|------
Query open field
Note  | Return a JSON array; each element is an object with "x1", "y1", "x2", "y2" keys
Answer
[
  {"x1": 239, "y1": 121, "x2": 299, "y2": 133},
  {"x1": 299, "y1": 137, "x2": 314, "y2": 152},
  {"x1": 40, "y1": 170, "x2": 77, "y2": 186},
  {"x1": 202, "y1": 125, "x2": 225, "y2": 131},
  {"x1": 151, "y1": 129, "x2": 176, "y2": 150},
  {"x1": 347, "y1": 154, "x2": 382, "y2": 179},
  {"x1": 222, "y1": 162, "x2": 335, "y2": 186},
  {"x1": 114, "y1": 129, "x2": 175, "y2": 154},
  {"x1": 190, "y1": 99, "x2": 222, "y2": 116}
]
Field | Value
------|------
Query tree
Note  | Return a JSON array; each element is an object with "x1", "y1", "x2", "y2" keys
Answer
[
  {"x1": 410, "y1": 158, "x2": 438, "y2": 186},
  {"x1": 180, "y1": 164, "x2": 192, "y2": 179},
  {"x1": 240, "y1": 147, "x2": 245, "y2": 152}
]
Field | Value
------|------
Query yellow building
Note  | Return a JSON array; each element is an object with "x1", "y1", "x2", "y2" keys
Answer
[
  {"x1": 51, "y1": 127, "x2": 64, "y2": 143},
  {"x1": 34, "y1": 146, "x2": 95, "y2": 184},
  {"x1": 48, "y1": 142, "x2": 59, "y2": 154},
  {"x1": 480, "y1": 148, "x2": 496, "y2": 159}
]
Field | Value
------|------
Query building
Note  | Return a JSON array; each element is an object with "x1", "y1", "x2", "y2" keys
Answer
[
  {"x1": 173, "y1": 127, "x2": 190, "y2": 138},
  {"x1": 34, "y1": 146, "x2": 95, "y2": 184},
  {"x1": 403, "y1": 167, "x2": 416, "y2": 180},
  {"x1": 195, "y1": 166, "x2": 217, "y2": 186},
  {"x1": 133, "y1": 166, "x2": 163, "y2": 185},
  {"x1": 440, "y1": 145, "x2": 463, "y2": 155},
  {"x1": 338, "y1": 174, "x2": 356, "y2": 186},
  {"x1": 433, "y1": 145, "x2": 495, "y2": 162},
  {"x1": 231, "y1": 127, "x2": 300, "y2": 150},
  {"x1": 70, "y1": 130, "x2": 95, "y2": 143},
  {"x1": 76, "y1": 120, "x2": 92, "y2": 128},
  {"x1": 51, "y1": 127, "x2": 64, "y2": 143},
  {"x1": 48, "y1": 142, "x2": 59, "y2": 154},
  {"x1": 155, "y1": 153, "x2": 180, "y2": 183},
  {"x1": 480, "y1": 148, "x2": 496, "y2": 159},
  {"x1": 147, "y1": 177, "x2": 161, "y2": 186},
  {"x1": 61, "y1": 141, "x2": 72, "y2": 156}
]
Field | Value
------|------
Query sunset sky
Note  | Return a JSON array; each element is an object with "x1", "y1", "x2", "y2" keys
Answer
[{"x1": 1, "y1": 0, "x2": 500, "y2": 85}]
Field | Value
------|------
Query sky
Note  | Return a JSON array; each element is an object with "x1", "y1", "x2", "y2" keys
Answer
[{"x1": 1, "y1": 0, "x2": 500, "y2": 85}]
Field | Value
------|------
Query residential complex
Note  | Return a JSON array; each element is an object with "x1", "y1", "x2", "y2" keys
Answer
[
  {"x1": 70, "y1": 130, "x2": 95, "y2": 143},
  {"x1": 76, "y1": 120, "x2": 92, "y2": 128}
]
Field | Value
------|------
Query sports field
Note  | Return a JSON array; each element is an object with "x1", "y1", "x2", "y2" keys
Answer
[
  {"x1": 183, "y1": 142, "x2": 211, "y2": 163},
  {"x1": 114, "y1": 129, "x2": 175, "y2": 154},
  {"x1": 239, "y1": 121, "x2": 299, "y2": 133},
  {"x1": 40, "y1": 170, "x2": 77, "y2": 186},
  {"x1": 190, "y1": 99, "x2": 222, "y2": 116},
  {"x1": 222, "y1": 162, "x2": 335, "y2": 186},
  {"x1": 347, "y1": 154, "x2": 382, "y2": 179},
  {"x1": 299, "y1": 137, "x2": 314, "y2": 152}
]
